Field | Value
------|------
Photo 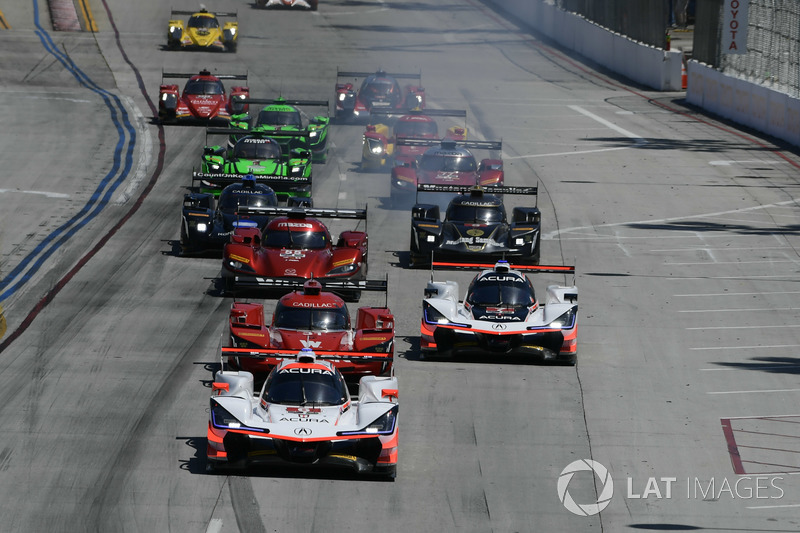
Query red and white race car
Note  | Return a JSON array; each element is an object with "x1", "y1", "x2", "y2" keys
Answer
[
  {"x1": 207, "y1": 349, "x2": 398, "y2": 477},
  {"x1": 390, "y1": 139, "x2": 504, "y2": 205},
  {"x1": 361, "y1": 108, "x2": 467, "y2": 171},
  {"x1": 158, "y1": 70, "x2": 249, "y2": 125},
  {"x1": 335, "y1": 69, "x2": 425, "y2": 121},
  {"x1": 225, "y1": 278, "x2": 394, "y2": 378},
  {"x1": 222, "y1": 206, "x2": 369, "y2": 299}
]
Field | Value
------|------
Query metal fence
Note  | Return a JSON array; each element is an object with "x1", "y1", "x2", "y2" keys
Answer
[
  {"x1": 716, "y1": 0, "x2": 800, "y2": 98},
  {"x1": 555, "y1": 0, "x2": 670, "y2": 49}
]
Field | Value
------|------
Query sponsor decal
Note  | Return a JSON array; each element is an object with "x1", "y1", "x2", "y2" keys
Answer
[
  {"x1": 484, "y1": 316, "x2": 521, "y2": 321},
  {"x1": 444, "y1": 237, "x2": 497, "y2": 246},
  {"x1": 300, "y1": 339, "x2": 323, "y2": 348},
  {"x1": 284, "y1": 268, "x2": 296, "y2": 275},
  {"x1": 279, "y1": 367, "x2": 333, "y2": 375},
  {"x1": 280, "y1": 249, "x2": 306, "y2": 260},
  {"x1": 229, "y1": 254, "x2": 250, "y2": 264},
  {"x1": 333, "y1": 258, "x2": 354, "y2": 267},
  {"x1": 466, "y1": 229, "x2": 484, "y2": 237},
  {"x1": 491, "y1": 323, "x2": 507, "y2": 330},
  {"x1": 294, "y1": 427, "x2": 313, "y2": 436},
  {"x1": 291, "y1": 301, "x2": 337, "y2": 308},
  {"x1": 277, "y1": 222, "x2": 313, "y2": 228},
  {"x1": 283, "y1": 417, "x2": 329, "y2": 423},
  {"x1": 329, "y1": 454, "x2": 358, "y2": 462},
  {"x1": 480, "y1": 275, "x2": 524, "y2": 283}
]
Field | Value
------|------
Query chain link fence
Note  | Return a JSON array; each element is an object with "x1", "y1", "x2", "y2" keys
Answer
[{"x1": 714, "y1": 0, "x2": 800, "y2": 98}]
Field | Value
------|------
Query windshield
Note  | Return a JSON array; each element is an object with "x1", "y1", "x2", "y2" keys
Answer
[
  {"x1": 467, "y1": 277, "x2": 534, "y2": 306},
  {"x1": 263, "y1": 228, "x2": 328, "y2": 249},
  {"x1": 446, "y1": 204, "x2": 504, "y2": 223},
  {"x1": 232, "y1": 139, "x2": 282, "y2": 160},
  {"x1": 256, "y1": 110, "x2": 302, "y2": 127},
  {"x1": 360, "y1": 78, "x2": 400, "y2": 103},
  {"x1": 184, "y1": 79, "x2": 224, "y2": 96},
  {"x1": 274, "y1": 302, "x2": 350, "y2": 331},
  {"x1": 263, "y1": 366, "x2": 348, "y2": 406},
  {"x1": 419, "y1": 153, "x2": 476, "y2": 172},
  {"x1": 188, "y1": 16, "x2": 219, "y2": 30},
  {"x1": 218, "y1": 190, "x2": 277, "y2": 212},
  {"x1": 394, "y1": 120, "x2": 438, "y2": 137}
]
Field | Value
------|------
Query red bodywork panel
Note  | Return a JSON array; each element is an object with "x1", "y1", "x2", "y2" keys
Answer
[
  {"x1": 224, "y1": 216, "x2": 368, "y2": 280},
  {"x1": 228, "y1": 289, "x2": 394, "y2": 376},
  {"x1": 392, "y1": 160, "x2": 504, "y2": 188},
  {"x1": 159, "y1": 72, "x2": 249, "y2": 122}
]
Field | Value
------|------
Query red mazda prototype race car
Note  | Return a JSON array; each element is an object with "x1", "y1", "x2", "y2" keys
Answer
[
  {"x1": 222, "y1": 206, "x2": 369, "y2": 298},
  {"x1": 390, "y1": 139, "x2": 503, "y2": 205},
  {"x1": 158, "y1": 70, "x2": 249, "y2": 125},
  {"x1": 361, "y1": 108, "x2": 467, "y2": 172},
  {"x1": 224, "y1": 278, "x2": 394, "y2": 378},
  {"x1": 335, "y1": 69, "x2": 425, "y2": 121}
]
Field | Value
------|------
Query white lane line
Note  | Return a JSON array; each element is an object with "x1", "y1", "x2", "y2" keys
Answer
[
  {"x1": 747, "y1": 503, "x2": 800, "y2": 510},
  {"x1": 338, "y1": 191, "x2": 347, "y2": 200},
  {"x1": 654, "y1": 246, "x2": 791, "y2": 252},
  {"x1": 665, "y1": 260, "x2": 799, "y2": 265},
  {"x1": 115, "y1": 95, "x2": 151, "y2": 205},
  {"x1": 506, "y1": 105, "x2": 646, "y2": 160},
  {"x1": 545, "y1": 198, "x2": 800, "y2": 240},
  {"x1": 205, "y1": 518, "x2": 223, "y2": 533},
  {"x1": 687, "y1": 325, "x2": 800, "y2": 330},
  {"x1": 709, "y1": 388, "x2": 800, "y2": 395},
  {"x1": 709, "y1": 160, "x2": 786, "y2": 166},
  {"x1": 694, "y1": 344, "x2": 800, "y2": 351},
  {"x1": 676, "y1": 291, "x2": 800, "y2": 297},
  {"x1": 0, "y1": 188, "x2": 69, "y2": 198},
  {"x1": 679, "y1": 307, "x2": 800, "y2": 313}
]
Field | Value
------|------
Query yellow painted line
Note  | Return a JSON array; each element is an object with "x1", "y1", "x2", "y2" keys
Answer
[
  {"x1": 77, "y1": 0, "x2": 98, "y2": 32},
  {"x1": 0, "y1": 9, "x2": 11, "y2": 30}
]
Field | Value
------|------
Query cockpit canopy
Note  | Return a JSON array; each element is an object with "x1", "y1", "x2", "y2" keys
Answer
[
  {"x1": 274, "y1": 301, "x2": 350, "y2": 331},
  {"x1": 466, "y1": 272, "x2": 535, "y2": 307},
  {"x1": 360, "y1": 76, "x2": 401, "y2": 104},
  {"x1": 232, "y1": 137, "x2": 282, "y2": 160},
  {"x1": 263, "y1": 218, "x2": 330, "y2": 249},
  {"x1": 419, "y1": 149, "x2": 477, "y2": 172},
  {"x1": 262, "y1": 364, "x2": 348, "y2": 406},
  {"x1": 256, "y1": 108, "x2": 303, "y2": 127},
  {"x1": 394, "y1": 119, "x2": 438, "y2": 138},
  {"x1": 446, "y1": 201, "x2": 505, "y2": 223},
  {"x1": 218, "y1": 183, "x2": 277, "y2": 212},
  {"x1": 188, "y1": 15, "x2": 220, "y2": 30},
  {"x1": 184, "y1": 78, "x2": 224, "y2": 96}
]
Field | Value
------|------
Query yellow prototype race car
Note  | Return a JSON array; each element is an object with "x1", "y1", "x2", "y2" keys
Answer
[{"x1": 167, "y1": 8, "x2": 238, "y2": 52}]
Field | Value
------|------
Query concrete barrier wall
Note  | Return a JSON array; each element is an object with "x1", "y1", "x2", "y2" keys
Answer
[
  {"x1": 483, "y1": 0, "x2": 683, "y2": 91},
  {"x1": 485, "y1": 0, "x2": 800, "y2": 148},
  {"x1": 686, "y1": 61, "x2": 800, "y2": 147}
]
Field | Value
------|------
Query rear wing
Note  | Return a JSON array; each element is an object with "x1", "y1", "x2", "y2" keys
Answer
[
  {"x1": 431, "y1": 260, "x2": 575, "y2": 285},
  {"x1": 396, "y1": 138, "x2": 501, "y2": 151},
  {"x1": 237, "y1": 205, "x2": 366, "y2": 219},
  {"x1": 242, "y1": 98, "x2": 329, "y2": 111},
  {"x1": 417, "y1": 184, "x2": 536, "y2": 195},
  {"x1": 222, "y1": 347, "x2": 392, "y2": 363},
  {"x1": 206, "y1": 127, "x2": 310, "y2": 140},
  {"x1": 162, "y1": 71, "x2": 247, "y2": 81},
  {"x1": 337, "y1": 69, "x2": 422, "y2": 82},
  {"x1": 369, "y1": 108, "x2": 466, "y2": 118},
  {"x1": 191, "y1": 171, "x2": 310, "y2": 188},
  {"x1": 242, "y1": 276, "x2": 387, "y2": 293},
  {"x1": 170, "y1": 10, "x2": 237, "y2": 17}
]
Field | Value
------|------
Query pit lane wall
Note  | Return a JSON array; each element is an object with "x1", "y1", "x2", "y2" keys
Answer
[{"x1": 483, "y1": 0, "x2": 683, "y2": 91}]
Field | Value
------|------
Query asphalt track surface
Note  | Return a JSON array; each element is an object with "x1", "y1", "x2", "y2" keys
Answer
[{"x1": 1, "y1": 1, "x2": 800, "y2": 532}]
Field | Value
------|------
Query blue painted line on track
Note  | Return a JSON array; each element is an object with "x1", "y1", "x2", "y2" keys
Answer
[{"x1": 0, "y1": 1, "x2": 136, "y2": 302}]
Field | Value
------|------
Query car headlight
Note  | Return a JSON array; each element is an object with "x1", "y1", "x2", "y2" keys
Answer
[
  {"x1": 195, "y1": 222, "x2": 208, "y2": 233},
  {"x1": 338, "y1": 93, "x2": 347, "y2": 102},
  {"x1": 426, "y1": 235, "x2": 436, "y2": 242},
  {"x1": 423, "y1": 302, "x2": 450, "y2": 325},
  {"x1": 327, "y1": 262, "x2": 358, "y2": 275},
  {"x1": 210, "y1": 400, "x2": 241, "y2": 429},
  {"x1": 229, "y1": 27, "x2": 236, "y2": 36},
  {"x1": 291, "y1": 166, "x2": 301, "y2": 174},
  {"x1": 209, "y1": 163, "x2": 221, "y2": 171},
  {"x1": 338, "y1": 405, "x2": 398, "y2": 436},
  {"x1": 548, "y1": 308, "x2": 577, "y2": 329},
  {"x1": 225, "y1": 259, "x2": 255, "y2": 273},
  {"x1": 309, "y1": 130, "x2": 318, "y2": 139}
]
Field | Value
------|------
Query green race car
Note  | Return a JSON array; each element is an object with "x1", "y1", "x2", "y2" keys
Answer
[
  {"x1": 196, "y1": 129, "x2": 312, "y2": 203},
  {"x1": 231, "y1": 97, "x2": 330, "y2": 163}
]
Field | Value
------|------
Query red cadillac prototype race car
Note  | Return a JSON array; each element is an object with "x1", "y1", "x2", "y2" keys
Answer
[
  {"x1": 224, "y1": 278, "x2": 394, "y2": 378},
  {"x1": 158, "y1": 70, "x2": 249, "y2": 125},
  {"x1": 391, "y1": 139, "x2": 503, "y2": 204},
  {"x1": 361, "y1": 108, "x2": 467, "y2": 172},
  {"x1": 222, "y1": 206, "x2": 369, "y2": 298},
  {"x1": 335, "y1": 69, "x2": 425, "y2": 121}
]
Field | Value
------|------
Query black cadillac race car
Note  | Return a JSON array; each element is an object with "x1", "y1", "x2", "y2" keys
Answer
[{"x1": 409, "y1": 184, "x2": 541, "y2": 267}]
